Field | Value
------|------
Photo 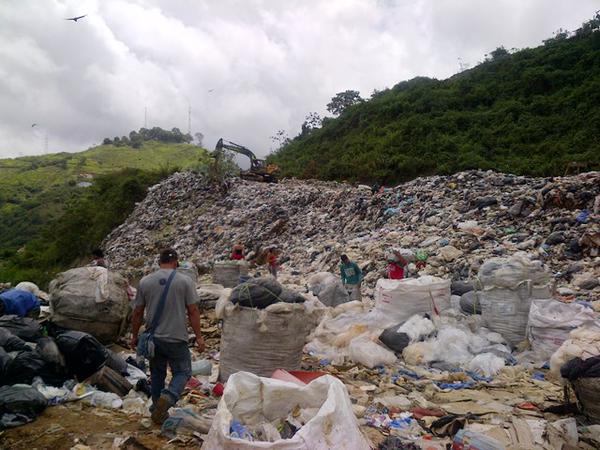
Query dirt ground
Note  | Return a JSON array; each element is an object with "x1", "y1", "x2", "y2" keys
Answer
[{"x1": 0, "y1": 403, "x2": 186, "y2": 450}]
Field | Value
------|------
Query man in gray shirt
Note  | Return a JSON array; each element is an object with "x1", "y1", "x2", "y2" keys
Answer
[{"x1": 131, "y1": 248, "x2": 204, "y2": 425}]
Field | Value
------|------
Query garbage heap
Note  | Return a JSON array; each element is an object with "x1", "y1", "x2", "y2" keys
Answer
[{"x1": 103, "y1": 170, "x2": 599, "y2": 302}]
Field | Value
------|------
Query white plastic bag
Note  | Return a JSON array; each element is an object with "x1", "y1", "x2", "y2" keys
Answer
[
  {"x1": 397, "y1": 315, "x2": 435, "y2": 342},
  {"x1": 348, "y1": 336, "x2": 397, "y2": 368},
  {"x1": 468, "y1": 353, "x2": 505, "y2": 377},
  {"x1": 202, "y1": 372, "x2": 370, "y2": 450}
]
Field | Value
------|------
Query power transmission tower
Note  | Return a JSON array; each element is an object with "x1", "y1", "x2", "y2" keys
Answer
[{"x1": 188, "y1": 104, "x2": 192, "y2": 135}]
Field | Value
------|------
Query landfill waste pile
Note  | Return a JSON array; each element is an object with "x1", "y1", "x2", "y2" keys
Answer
[
  {"x1": 2, "y1": 169, "x2": 600, "y2": 449},
  {"x1": 104, "y1": 170, "x2": 599, "y2": 302}
]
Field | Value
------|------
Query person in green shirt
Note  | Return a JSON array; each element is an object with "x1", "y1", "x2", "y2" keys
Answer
[{"x1": 339, "y1": 254, "x2": 363, "y2": 301}]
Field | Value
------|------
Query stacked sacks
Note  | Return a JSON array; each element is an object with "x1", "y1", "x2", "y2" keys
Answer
[
  {"x1": 476, "y1": 254, "x2": 553, "y2": 347},
  {"x1": 49, "y1": 267, "x2": 130, "y2": 344}
]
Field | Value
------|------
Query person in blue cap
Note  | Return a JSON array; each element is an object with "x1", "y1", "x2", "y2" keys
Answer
[{"x1": 0, "y1": 289, "x2": 41, "y2": 318}]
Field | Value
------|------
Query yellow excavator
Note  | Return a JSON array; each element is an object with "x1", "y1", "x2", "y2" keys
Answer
[{"x1": 215, "y1": 138, "x2": 279, "y2": 183}]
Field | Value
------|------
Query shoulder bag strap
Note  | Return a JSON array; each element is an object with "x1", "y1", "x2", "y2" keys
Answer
[{"x1": 147, "y1": 269, "x2": 177, "y2": 333}]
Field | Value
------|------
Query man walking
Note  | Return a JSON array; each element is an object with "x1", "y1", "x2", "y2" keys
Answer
[
  {"x1": 339, "y1": 254, "x2": 363, "y2": 301},
  {"x1": 131, "y1": 248, "x2": 204, "y2": 425}
]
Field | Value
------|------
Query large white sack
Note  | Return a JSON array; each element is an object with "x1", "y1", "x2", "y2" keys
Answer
[
  {"x1": 202, "y1": 372, "x2": 371, "y2": 450},
  {"x1": 373, "y1": 276, "x2": 451, "y2": 326},
  {"x1": 213, "y1": 261, "x2": 249, "y2": 288},
  {"x1": 219, "y1": 299, "x2": 319, "y2": 381},
  {"x1": 307, "y1": 272, "x2": 350, "y2": 307},
  {"x1": 478, "y1": 254, "x2": 552, "y2": 292},
  {"x1": 49, "y1": 267, "x2": 129, "y2": 344},
  {"x1": 528, "y1": 299, "x2": 598, "y2": 360}
]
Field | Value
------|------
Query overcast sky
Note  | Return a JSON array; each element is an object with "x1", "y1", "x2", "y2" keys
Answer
[{"x1": 0, "y1": 0, "x2": 597, "y2": 158}]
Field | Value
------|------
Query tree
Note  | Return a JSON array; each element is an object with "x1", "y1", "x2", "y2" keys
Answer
[
  {"x1": 102, "y1": 138, "x2": 112, "y2": 145},
  {"x1": 194, "y1": 132, "x2": 204, "y2": 147},
  {"x1": 326, "y1": 90, "x2": 363, "y2": 116},
  {"x1": 301, "y1": 112, "x2": 322, "y2": 135},
  {"x1": 488, "y1": 46, "x2": 509, "y2": 61},
  {"x1": 270, "y1": 130, "x2": 291, "y2": 150}
]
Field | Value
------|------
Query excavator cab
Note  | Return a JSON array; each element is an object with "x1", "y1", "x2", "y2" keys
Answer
[{"x1": 215, "y1": 138, "x2": 279, "y2": 183}]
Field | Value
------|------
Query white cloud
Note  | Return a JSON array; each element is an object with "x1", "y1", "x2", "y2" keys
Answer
[{"x1": 0, "y1": 0, "x2": 597, "y2": 157}]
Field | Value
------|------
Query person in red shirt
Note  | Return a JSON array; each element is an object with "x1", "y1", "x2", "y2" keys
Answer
[
  {"x1": 387, "y1": 251, "x2": 408, "y2": 280},
  {"x1": 387, "y1": 260, "x2": 404, "y2": 279},
  {"x1": 266, "y1": 247, "x2": 279, "y2": 279},
  {"x1": 230, "y1": 244, "x2": 245, "y2": 261}
]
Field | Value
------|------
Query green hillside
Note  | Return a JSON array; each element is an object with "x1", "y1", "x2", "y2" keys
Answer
[
  {"x1": 269, "y1": 19, "x2": 600, "y2": 183},
  {"x1": 0, "y1": 141, "x2": 210, "y2": 254}
]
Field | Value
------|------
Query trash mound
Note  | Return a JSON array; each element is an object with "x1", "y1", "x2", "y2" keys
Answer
[{"x1": 102, "y1": 170, "x2": 600, "y2": 303}]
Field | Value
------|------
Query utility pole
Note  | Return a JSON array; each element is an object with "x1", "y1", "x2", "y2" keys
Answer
[
  {"x1": 44, "y1": 133, "x2": 48, "y2": 154},
  {"x1": 144, "y1": 106, "x2": 147, "y2": 128},
  {"x1": 188, "y1": 104, "x2": 192, "y2": 135}
]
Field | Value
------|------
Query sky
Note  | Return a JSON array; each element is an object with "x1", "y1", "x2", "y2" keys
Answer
[{"x1": 0, "y1": 0, "x2": 598, "y2": 158}]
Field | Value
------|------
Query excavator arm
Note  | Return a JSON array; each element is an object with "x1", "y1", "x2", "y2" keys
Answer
[
  {"x1": 214, "y1": 138, "x2": 278, "y2": 182},
  {"x1": 215, "y1": 138, "x2": 264, "y2": 171}
]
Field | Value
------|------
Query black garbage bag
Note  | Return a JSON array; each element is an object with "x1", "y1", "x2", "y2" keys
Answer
[
  {"x1": 460, "y1": 291, "x2": 481, "y2": 315},
  {"x1": 0, "y1": 328, "x2": 28, "y2": 352},
  {"x1": 106, "y1": 349, "x2": 128, "y2": 376},
  {"x1": 229, "y1": 277, "x2": 283, "y2": 309},
  {"x1": 36, "y1": 337, "x2": 66, "y2": 367},
  {"x1": 279, "y1": 288, "x2": 307, "y2": 304},
  {"x1": 0, "y1": 315, "x2": 42, "y2": 342},
  {"x1": 0, "y1": 347, "x2": 11, "y2": 379},
  {"x1": 379, "y1": 324, "x2": 410, "y2": 353},
  {"x1": 0, "y1": 385, "x2": 47, "y2": 428},
  {"x1": 561, "y1": 356, "x2": 600, "y2": 381},
  {"x1": 55, "y1": 330, "x2": 108, "y2": 380},
  {"x1": 451, "y1": 280, "x2": 474, "y2": 296},
  {"x1": 4, "y1": 351, "x2": 46, "y2": 385},
  {"x1": 3, "y1": 349, "x2": 67, "y2": 387}
]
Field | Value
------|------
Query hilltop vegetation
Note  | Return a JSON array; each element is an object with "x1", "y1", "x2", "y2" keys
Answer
[
  {"x1": 102, "y1": 126, "x2": 195, "y2": 148},
  {"x1": 0, "y1": 168, "x2": 175, "y2": 286},
  {"x1": 269, "y1": 16, "x2": 600, "y2": 183},
  {"x1": 0, "y1": 139, "x2": 210, "y2": 259}
]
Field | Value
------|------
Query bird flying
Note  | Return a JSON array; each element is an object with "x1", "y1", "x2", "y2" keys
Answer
[
  {"x1": 65, "y1": 14, "x2": 87, "y2": 22},
  {"x1": 31, "y1": 123, "x2": 38, "y2": 128}
]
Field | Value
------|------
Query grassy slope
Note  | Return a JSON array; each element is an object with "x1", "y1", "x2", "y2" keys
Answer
[
  {"x1": 0, "y1": 142, "x2": 209, "y2": 253},
  {"x1": 269, "y1": 31, "x2": 600, "y2": 183}
]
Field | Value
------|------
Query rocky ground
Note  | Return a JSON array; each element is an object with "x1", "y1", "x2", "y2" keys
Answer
[{"x1": 104, "y1": 170, "x2": 600, "y2": 298}]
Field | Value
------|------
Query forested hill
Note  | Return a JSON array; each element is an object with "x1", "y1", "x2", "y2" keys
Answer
[{"x1": 269, "y1": 23, "x2": 600, "y2": 183}]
